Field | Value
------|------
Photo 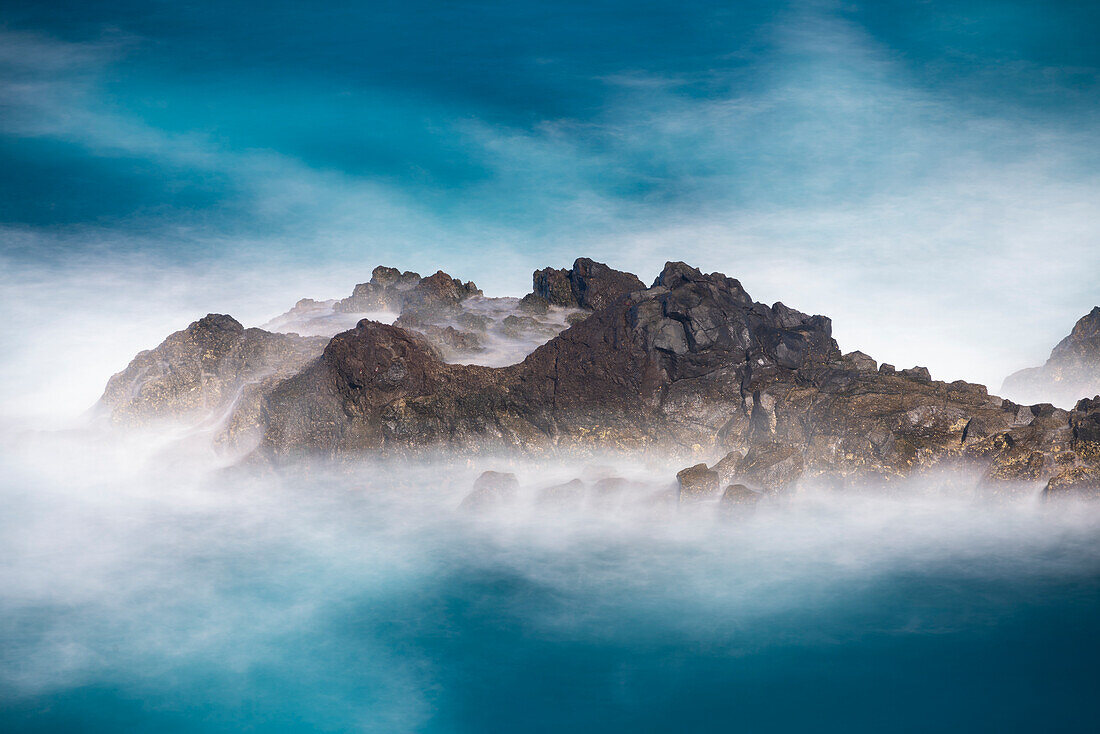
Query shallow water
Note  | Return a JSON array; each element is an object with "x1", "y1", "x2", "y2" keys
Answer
[{"x1": 1, "y1": 433, "x2": 1098, "y2": 733}]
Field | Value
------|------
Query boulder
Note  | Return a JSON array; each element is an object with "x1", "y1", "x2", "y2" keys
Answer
[
  {"x1": 460, "y1": 471, "x2": 520, "y2": 510},
  {"x1": 531, "y1": 257, "x2": 644, "y2": 310},
  {"x1": 335, "y1": 266, "x2": 421, "y2": 312},
  {"x1": 676, "y1": 463, "x2": 720, "y2": 501},
  {"x1": 720, "y1": 484, "x2": 760, "y2": 506},
  {"x1": 400, "y1": 271, "x2": 482, "y2": 315},
  {"x1": 536, "y1": 478, "x2": 586, "y2": 506}
]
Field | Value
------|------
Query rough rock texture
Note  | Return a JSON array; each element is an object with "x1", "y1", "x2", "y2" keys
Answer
[
  {"x1": 99, "y1": 314, "x2": 326, "y2": 439},
  {"x1": 104, "y1": 260, "x2": 1100, "y2": 499},
  {"x1": 400, "y1": 271, "x2": 483, "y2": 315},
  {"x1": 531, "y1": 258, "x2": 645, "y2": 310},
  {"x1": 269, "y1": 265, "x2": 576, "y2": 366},
  {"x1": 335, "y1": 266, "x2": 422, "y2": 313},
  {"x1": 676, "y1": 463, "x2": 719, "y2": 501},
  {"x1": 1001, "y1": 307, "x2": 1100, "y2": 408},
  {"x1": 256, "y1": 262, "x2": 840, "y2": 458},
  {"x1": 1041, "y1": 397, "x2": 1100, "y2": 499},
  {"x1": 336, "y1": 267, "x2": 481, "y2": 315},
  {"x1": 252, "y1": 261, "x2": 1100, "y2": 496}
]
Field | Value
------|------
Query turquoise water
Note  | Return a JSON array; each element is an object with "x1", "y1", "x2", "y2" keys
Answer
[{"x1": 1, "y1": 448, "x2": 1097, "y2": 733}]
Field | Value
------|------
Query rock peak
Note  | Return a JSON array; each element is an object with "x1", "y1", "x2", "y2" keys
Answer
[{"x1": 194, "y1": 313, "x2": 244, "y2": 333}]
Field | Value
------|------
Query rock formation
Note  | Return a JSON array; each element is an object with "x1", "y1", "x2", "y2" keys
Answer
[
  {"x1": 530, "y1": 257, "x2": 646, "y2": 311},
  {"x1": 98, "y1": 314, "x2": 327, "y2": 439},
  {"x1": 265, "y1": 264, "x2": 603, "y2": 366},
  {"x1": 1001, "y1": 307, "x2": 1100, "y2": 408},
  {"x1": 100, "y1": 260, "x2": 1100, "y2": 500}
]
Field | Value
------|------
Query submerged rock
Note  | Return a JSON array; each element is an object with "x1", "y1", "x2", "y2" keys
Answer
[
  {"x1": 536, "y1": 478, "x2": 587, "y2": 506},
  {"x1": 720, "y1": 484, "x2": 760, "y2": 507},
  {"x1": 460, "y1": 471, "x2": 520, "y2": 510},
  {"x1": 676, "y1": 463, "x2": 719, "y2": 502}
]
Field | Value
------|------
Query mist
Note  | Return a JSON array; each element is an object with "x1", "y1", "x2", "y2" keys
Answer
[
  {"x1": 0, "y1": 262, "x2": 1095, "y2": 730},
  {"x1": 2, "y1": 1, "x2": 1099, "y2": 729},
  {"x1": 3, "y1": 408, "x2": 1099, "y2": 730}
]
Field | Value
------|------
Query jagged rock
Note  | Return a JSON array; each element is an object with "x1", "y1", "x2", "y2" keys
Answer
[
  {"x1": 732, "y1": 443, "x2": 804, "y2": 493},
  {"x1": 257, "y1": 262, "x2": 833, "y2": 457},
  {"x1": 843, "y1": 351, "x2": 877, "y2": 372},
  {"x1": 676, "y1": 463, "x2": 719, "y2": 501},
  {"x1": 531, "y1": 258, "x2": 645, "y2": 310},
  {"x1": 532, "y1": 267, "x2": 576, "y2": 307},
  {"x1": 1044, "y1": 466, "x2": 1100, "y2": 499},
  {"x1": 98, "y1": 314, "x2": 326, "y2": 438},
  {"x1": 400, "y1": 271, "x2": 482, "y2": 315},
  {"x1": 460, "y1": 471, "x2": 519, "y2": 510},
  {"x1": 1041, "y1": 397, "x2": 1100, "y2": 498},
  {"x1": 1002, "y1": 307, "x2": 1100, "y2": 408},
  {"x1": 518, "y1": 293, "x2": 550, "y2": 315},
  {"x1": 900, "y1": 366, "x2": 932, "y2": 383},
  {"x1": 335, "y1": 266, "x2": 421, "y2": 312},
  {"x1": 414, "y1": 326, "x2": 483, "y2": 359},
  {"x1": 335, "y1": 267, "x2": 480, "y2": 316},
  {"x1": 1071, "y1": 396, "x2": 1100, "y2": 443},
  {"x1": 113, "y1": 260, "x2": 1099, "y2": 500},
  {"x1": 713, "y1": 450, "x2": 743, "y2": 484},
  {"x1": 268, "y1": 264, "x2": 588, "y2": 368}
]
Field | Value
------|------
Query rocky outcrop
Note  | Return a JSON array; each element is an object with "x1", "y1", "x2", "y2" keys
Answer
[
  {"x1": 334, "y1": 266, "x2": 422, "y2": 313},
  {"x1": 269, "y1": 265, "x2": 577, "y2": 366},
  {"x1": 98, "y1": 314, "x2": 327, "y2": 440},
  {"x1": 252, "y1": 260, "x2": 1100, "y2": 496},
  {"x1": 1041, "y1": 397, "x2": 1100, "y2": 499},
  {"x1": 1001, "y1": 307, "x2": 1100, "y2": 408},
  {"x1": 101, "y1": 259, "x2": 1100, "y2": 500},
  {"x1": 531, "y1": 258, "x2": 645, "y2": 310},
  {"x1": 335, "y1": 266, "x2": 481, "y2": 315},
  {"x1": 257, "y1": 262, "x2": 843, "y2": 458},
  {"x1": 676, "y1": 464, "x2": 719, "y2": 501}
]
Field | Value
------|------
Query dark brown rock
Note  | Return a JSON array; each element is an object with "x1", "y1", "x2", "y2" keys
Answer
[
  {"x1": 531, "y1": 257, "x2": 644, "y2": 310},
  {"x1": 734, "y1": 443, "x2": 804, "y2": 493},
  {"x1": 335, "y1": 267, "x2": 480, "y2": 315},
  {"x1": 676, "y1": 463, "x2": 719, "y2": 501},
  {"x1": 400, "y1": 271, "x2": 482, "y2": 315},
  {"x1": 518, "y1": 293, "x2": 550, "y2": 315},
  {"x1": 132, "y1": 260, "x2": 1094, "y2": 498}
]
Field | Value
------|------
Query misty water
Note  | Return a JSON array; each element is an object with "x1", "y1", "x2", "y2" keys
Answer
[{"x1": 1, "y1": 420, "x2": 1098, "y2": 732}]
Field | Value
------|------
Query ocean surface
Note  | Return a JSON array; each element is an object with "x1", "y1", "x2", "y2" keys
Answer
[{"x1": 1, "y1": 431, "x2": 1098, "y2": 733}]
